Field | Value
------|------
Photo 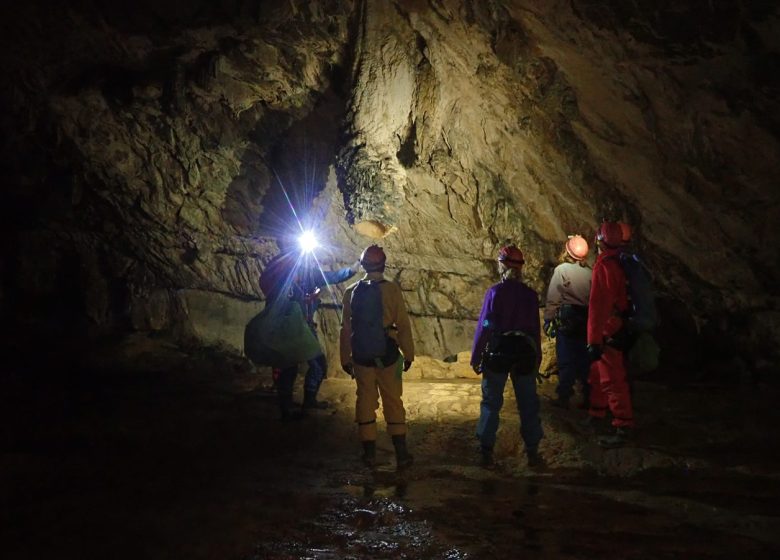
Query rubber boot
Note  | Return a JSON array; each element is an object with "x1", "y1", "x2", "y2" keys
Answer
[
  {"x1": 479, "y1": 445, "x2": 494, "y2": 468},
  {"x1": 279, "y1": 392, "x2": 302, "y2": 422},
  {"x1": 361, "y1": 440, "x2": 376, "y2": 468},
  {"x1": 526, "y1": 446, "x2": 544, "y2": 468},
  {"x1": 551, "y1": 395, "x2": 570, "y2": 409},
  {"x1": 302, "y1": 390, "x2": 329, "y2": 410},
  {"x1": 598, "y1": 426, "x2": 632, "y2": 448},
  {"x1": 580, "y1": 415, "x2": 607, "y2": 432},
  {"x1": 392, "y1": 435, "x2": 414, "y2": 468}
]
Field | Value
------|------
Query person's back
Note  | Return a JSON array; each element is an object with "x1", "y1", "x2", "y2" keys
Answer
[
  {"x1": 345, "y1": 277, "x2": 414, "y2": 367},
  {"x1": 472, "y1": 278, "x2": 540, "y2": 365},
  {"x1": 545, "y1": 262, "x2": 591, "y2": 314},
  {"x1": 471, "y1": 245, "x2": 544, "y2": 469},
  {"x1": 339, "y1": 245, "x2": 414, "y2": 469},
  {"x1": 544, "y1": 235, "x2": 592, "y2": 409},
  {"x1": 586, "y1": 222, "x2": 633, "y2": 448},
  {"x1": 490, "y1": 279, "x2": 540, "y2": 334},
  {"x1": 588, "y1": 248, "x2": 628, "y2": 345}
]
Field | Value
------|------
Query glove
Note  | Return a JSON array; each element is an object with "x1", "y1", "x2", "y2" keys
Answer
[
  {"x1": 304, "y1": 287, "x2": 321, "y2": 303},
  {"x1": 586, "y1": 344, "x2": 604, "y2": 363},
  {"x1": 403, "y1": 359, "x2": 413, "y2": 372},
  {"x1": 543, "y1": 319, "x2": 557, "y2": 338},
  {"x1": 342, "y1": 363, "x2": 354, "y2": 377},
  {"x1": 351, "y1": 259, "x2": 362, "y2": 273},
  {"x1": 471, "y1": 363, "x2": 482, "y2": 375}
]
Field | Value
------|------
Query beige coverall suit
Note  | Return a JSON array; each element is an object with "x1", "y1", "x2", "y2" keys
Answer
[{"x1": 340, "y1": 271, "x2": 415, "y2": 441}]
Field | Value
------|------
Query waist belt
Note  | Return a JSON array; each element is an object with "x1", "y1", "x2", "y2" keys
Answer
[{"x1": 558, "y1": 304, "x2": 588, "y2": 319}]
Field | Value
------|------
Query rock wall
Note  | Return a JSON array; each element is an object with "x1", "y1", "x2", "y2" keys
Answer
[{"x1": 1, "y1": 0, "x2": 778, "y2": 373}]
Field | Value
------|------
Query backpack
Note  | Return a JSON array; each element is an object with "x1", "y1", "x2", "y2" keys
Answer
[
  {"x1": 610, "y1": 252, "x2": 660, "y2": 373},
  {"x1": 628, "y1": 330, "x2": 660, "y2": 374},
  {"x1": 481, "y1": 330, "x2": 538, "y2": 375},
  {"x1": 244, "y1": 299, "x2": 322, "y2": 368},
  {"x1": 350, "y1": 280, "x2": 400, "y2": 367},
  {"x1": 617, "y1": 252, "x2": 658, "y2": 333}
]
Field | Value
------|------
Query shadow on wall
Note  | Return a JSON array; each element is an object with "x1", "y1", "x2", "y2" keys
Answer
[{"x1": 651, "y1": 297, "x2": 772, "y2": 385}]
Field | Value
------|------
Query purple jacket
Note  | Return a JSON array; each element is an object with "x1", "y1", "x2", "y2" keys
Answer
[{"x1": 471, "y1": 279, "x2": 541, "y2": 367}]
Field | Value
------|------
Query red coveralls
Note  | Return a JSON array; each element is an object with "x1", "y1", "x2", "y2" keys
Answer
[{"x1": 587, "y1": 247, "x2": 634, "y2": 427}]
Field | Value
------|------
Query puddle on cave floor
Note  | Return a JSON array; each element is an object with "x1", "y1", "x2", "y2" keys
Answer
[
  {"x1": 2, "y1": 338, "x2": 780, "y2": 559},
  {"x1": 247, "y1": 459, "x2": 780, "y2": 559}
]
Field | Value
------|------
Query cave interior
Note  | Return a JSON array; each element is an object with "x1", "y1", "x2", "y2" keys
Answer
[{"x1": 1, "y1": 1, "x2": 780, "y2": 558}]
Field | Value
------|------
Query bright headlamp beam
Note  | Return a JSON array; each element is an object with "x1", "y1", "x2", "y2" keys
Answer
[{"x1": 298, "y1": 230, "x2": 319, "y2": 253}]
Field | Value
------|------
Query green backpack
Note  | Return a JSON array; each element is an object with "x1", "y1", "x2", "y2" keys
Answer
[
  {"x1": 244, "y1": 299, "x2": 322, "y2": 368},
  {"x1": 628, "y1": 330, "x2": 660, "y2": 374}
]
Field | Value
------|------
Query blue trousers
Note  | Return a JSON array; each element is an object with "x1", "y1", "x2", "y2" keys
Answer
[
  {"x1": 476, "y1": 369, "x2": 543, "y2": 451},
  {"x1": 277, "y1": 353, "x2": 327, "y2": 408},
  {"x1": 304, "y1": 353, "x2": 327, "y2": 394},
  {"x1": 555, "y1": 332, "x2": 590, "y2": 401}
]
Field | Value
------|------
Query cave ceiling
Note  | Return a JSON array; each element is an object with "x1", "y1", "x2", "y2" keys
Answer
[{"x1": 1, "y1": 0, "x2": 779, "y2": 357}]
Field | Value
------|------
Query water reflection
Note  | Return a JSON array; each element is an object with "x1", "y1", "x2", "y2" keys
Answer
[{"x1": 356, "y1": 470, "x2": 409, "y2": 500}]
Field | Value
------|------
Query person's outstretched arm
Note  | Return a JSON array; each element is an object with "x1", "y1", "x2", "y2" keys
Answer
[{"x1": 320, "y1": 266, "x2": 356, "y2": 287}]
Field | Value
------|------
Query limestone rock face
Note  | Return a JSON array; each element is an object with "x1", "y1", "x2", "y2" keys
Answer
[{"x1": 2, "y1": 0, "x2": 778, "y2": 373}]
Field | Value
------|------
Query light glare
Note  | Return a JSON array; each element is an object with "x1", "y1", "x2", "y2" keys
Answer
[{"x1": 298, "y1": 230, "x2": 319, "y2": 253}]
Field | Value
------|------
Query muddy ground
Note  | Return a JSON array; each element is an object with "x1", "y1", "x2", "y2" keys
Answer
[{"x1": 2, "y1": 334, "x2": 780, "y2": 559}]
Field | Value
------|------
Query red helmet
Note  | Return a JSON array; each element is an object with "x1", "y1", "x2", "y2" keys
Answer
[
  {"x1": 497, "y1": 245, "x2": 525, "y2": 268},
  {"x1": 596, "y1": 222, "x2": 623, "y2": 248},
  {"x1": 360, "y1": 245, "x2": 387, "y2": 270},
  {"x1": 618, "y1": 222, "x2": 632, "y2": 245},
  {"x1": 565, "y1": 234, "x2": 589, "y2": 261}
]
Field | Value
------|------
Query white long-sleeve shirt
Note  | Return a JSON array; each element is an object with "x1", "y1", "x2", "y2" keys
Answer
[{"x1": 544, "y1": 262, "x2": 593, "y2": 321}]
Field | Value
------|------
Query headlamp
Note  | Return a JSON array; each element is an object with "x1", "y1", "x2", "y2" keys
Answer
[{"x1": 298, "y1": 230, "x2": 319, "y2": 253}]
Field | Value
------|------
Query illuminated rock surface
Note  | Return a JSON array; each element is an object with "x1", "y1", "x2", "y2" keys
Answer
[
  {"x1": 1, "y1": 2, "x2": 780, "y2": 557},
  {"x1": 2, "y1": 0, "x2": 779, "y2": 371}
]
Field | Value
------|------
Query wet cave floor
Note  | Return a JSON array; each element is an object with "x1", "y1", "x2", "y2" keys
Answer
[{"x1": 2, "y1": 334, "x2": 780, "y2": 559}]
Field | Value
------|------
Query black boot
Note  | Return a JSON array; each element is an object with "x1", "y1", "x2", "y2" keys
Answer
[
  {"x1": 526, "y1": 446, "x2": 544, "y2": 468},
  {"x1": 551, "y1": 395, "x2": 570, "y2": 409},
  {"x1": 279, "y1": 393, "x2": 302, "y2": 422},
  {"x1": 392, "y1": 435, "x2": 414, "y2": 468},
  {"x1": 302, "y1": 390, "x2": 329, "y2": 410},
  {"x1": 479, "y1": 445, "x2": 494, "y2": 468},
  {"x1": 580, "y1": 415, "x2": 607, "y2": 432},
  {"x1": 361, "y1": 440, "x2": 376, "y2": 467},
  {"x1": 598, "y1": 426, "x2": 632, "y2": 448}
]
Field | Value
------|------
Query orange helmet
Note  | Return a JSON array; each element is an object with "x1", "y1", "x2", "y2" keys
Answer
[
  {"x1": 498, "y1": 245, "x2": 525, "y2": 268},
  {"x1": 618, "y1": 222, "x2": 632, "y2": 245},
  {"x1": 565, "y1": 235, "x2": 589, "y2": 261},
  {"x1": 360, "y1": 245, "x2": 387, "y2": 271},
  {"x1": 596, "y1": 222, "x2": 623, "y2": 248}
]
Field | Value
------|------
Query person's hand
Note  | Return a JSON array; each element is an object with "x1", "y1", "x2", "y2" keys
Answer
[
  {"x1": 471, "y1": 363, "x2": 482, "y2": 375},
  {"x1": 351, "y1": 259, "x2": 362, "y2": 273},
  {"x1": 543, "y1": 319, "x2": 556, "y2": 338},
  {"x1": 586, "y1": 344, "x2": 604, "y2": 363},
  {"x1": 304, "y1": 287, "x2": 321, "y2": 303},
  {"x1": 403, "y1": 359, "x2": 413, "y2": 372},
  {"x1": 342, "y1": 363, "x2": 354, "y2": 377}
]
